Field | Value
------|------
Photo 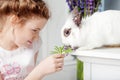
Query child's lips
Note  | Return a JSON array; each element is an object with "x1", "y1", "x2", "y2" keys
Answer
[{"x1": 27, "y1": 40, "x2": 33, "y2": 45}]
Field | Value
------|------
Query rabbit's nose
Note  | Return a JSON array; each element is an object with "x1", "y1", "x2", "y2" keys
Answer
[{"x1": 64, "y1": 28, "x2": 71, "y2": 37}]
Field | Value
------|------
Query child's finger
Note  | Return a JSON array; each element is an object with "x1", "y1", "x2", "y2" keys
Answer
[
  {"x1": 56, "y1": 58, "x2": 64, "y2": 63},
  {"x1": 56, "y1": 67, "x2": 62, "y2": 72},
  {"x1": 64, "y1": 53, "x2": 69, "y2": 57},
  {"x1": 55, "y1": 63, "x2": 64, "y2": 72},
  {"x1": 57, "y1": 63, "x2": 64, "y2": 68},
  {"x1": 54, "y1": 54, "x2": 65, "y2": 58}
]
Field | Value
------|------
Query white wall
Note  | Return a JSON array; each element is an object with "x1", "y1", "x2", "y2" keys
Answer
[{"x1": 37, "y1": 0, "x2": 77, "y2": 80}]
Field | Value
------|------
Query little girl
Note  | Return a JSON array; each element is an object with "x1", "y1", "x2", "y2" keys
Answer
[{"x1": 0, "y1": 0, "x2": 64, "y2": 80}]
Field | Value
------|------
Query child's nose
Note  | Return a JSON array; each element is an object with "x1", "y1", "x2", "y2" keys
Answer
[{"x1": 33, "y1": 34, "x2": 39, "y2": 41}]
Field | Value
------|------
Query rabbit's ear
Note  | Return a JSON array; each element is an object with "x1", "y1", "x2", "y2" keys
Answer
[
  {"x1": 72, "y1": 7, "x2": 82, "y2": 26},
  {"x1": 73, "y1": 13, "x2": 82, "y2": 26},
  {"x1": 71, "y1": 7, "x2": 79, "y2": 16}
]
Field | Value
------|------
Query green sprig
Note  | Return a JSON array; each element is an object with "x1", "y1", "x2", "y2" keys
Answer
[{"x1": 51, "y1": 46, "x2": 73, "y2": 54}]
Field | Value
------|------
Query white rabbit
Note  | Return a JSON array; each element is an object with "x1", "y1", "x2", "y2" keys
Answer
[{"x1": 61, "y1": 9, "x2": 120, "y2": 50}]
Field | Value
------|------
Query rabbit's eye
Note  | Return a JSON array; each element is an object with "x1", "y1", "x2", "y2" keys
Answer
[{"x1": 64, "y1": 28, "x2": 71, "y2": 37}]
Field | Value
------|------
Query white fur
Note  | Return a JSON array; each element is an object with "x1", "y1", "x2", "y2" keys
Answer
[{"x1": 61, "y1": 10, "x2": 120, "y2": 50}]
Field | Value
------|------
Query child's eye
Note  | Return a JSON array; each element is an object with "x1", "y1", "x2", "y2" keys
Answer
[{"x1": 32, "y1": 29, "x2": 38, "y2": 32}]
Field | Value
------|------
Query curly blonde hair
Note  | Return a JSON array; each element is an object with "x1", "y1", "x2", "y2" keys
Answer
[
  {"x1": 0, "y1": 0, "x2": 50, "y2": 31},
  {"x1": 0, "y1": 0, "x2": 50, "y2": 19}
]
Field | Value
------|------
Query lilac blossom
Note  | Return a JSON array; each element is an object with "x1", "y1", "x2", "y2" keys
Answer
[{"x1": 66, "y1": 0, "x2": 101, "y2": 17}]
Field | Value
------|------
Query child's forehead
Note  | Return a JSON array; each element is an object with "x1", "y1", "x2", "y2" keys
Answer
[
  {"x1": 27, "y1": 14, "x2": 46, "y2": 19},
  {"x1": 24, "y1": 17, "x2": 47, "y2": 29},
  {"x1": 25, "y1": 15, "x2": 47, "y2": 22}
]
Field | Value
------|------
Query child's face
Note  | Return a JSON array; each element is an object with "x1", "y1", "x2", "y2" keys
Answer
[{"x1": 13, "y1": 17, "x2": 47, "y2": 48}]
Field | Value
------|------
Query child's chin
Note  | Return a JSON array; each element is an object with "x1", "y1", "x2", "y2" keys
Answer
[
  {"x1": 20, "y1": 45, "x2": 33, "y2": 49},
  {"x1": 26, "y1": 45, "x2": 33, "y2": 49}
]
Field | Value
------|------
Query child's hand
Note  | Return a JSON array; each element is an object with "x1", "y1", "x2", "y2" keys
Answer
[
  {"x1": 38, "y1": 54, "x2": 65, "y2": 76},
  {"x1": 25, "y1": 54, "x2": 65, "y2": 80}
]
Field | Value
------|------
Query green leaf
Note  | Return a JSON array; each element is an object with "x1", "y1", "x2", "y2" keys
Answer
[{"x1": 51, "y1": 46, "x2": 73, "y2": 54}]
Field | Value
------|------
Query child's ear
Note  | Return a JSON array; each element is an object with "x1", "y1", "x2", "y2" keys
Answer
[
  {"x1": 71, "y1": 7, "x2": 82, "y2": 26},
  {"x1": 10, "y1": 15, "x2": 20, "y2": 24}
]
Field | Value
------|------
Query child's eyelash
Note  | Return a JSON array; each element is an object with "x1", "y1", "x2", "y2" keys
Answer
[{"x1": 32, "y1": 29, "x2": 38, "y2": 32}]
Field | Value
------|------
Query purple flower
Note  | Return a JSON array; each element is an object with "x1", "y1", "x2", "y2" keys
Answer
[
  {"x1": 78, "y1": 0, "x2": 80, "y2": 5},
  {"x1": 66, "y1": 0, "x2": 101, "y2": 17},
  {"x1": 63, "y1": 46, "x2": 68, "y2": 50},
  {"x1": 73, "y1": 0, "x2": 77, "y2": 6}
]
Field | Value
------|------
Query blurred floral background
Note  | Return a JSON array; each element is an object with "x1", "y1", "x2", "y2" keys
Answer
[{"x1": 66, "y1": 0, "x2": 101, "y2": 17}]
